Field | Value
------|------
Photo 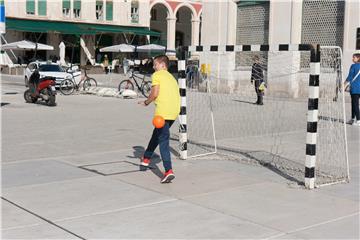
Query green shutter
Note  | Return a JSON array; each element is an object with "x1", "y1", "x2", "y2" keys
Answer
[
  {"x1": 26, "y1": 0, "x2": 35, "y2": 14},
  {"x1": 63, "y1": 0, "x2": 70, "y2": 9},
  {"x1": 38, "y1": 0, "x2": 46, "y2": 16},
  {"x1": 73, "y1": 0, "x2": 81, "y2": 10},
  {"x1": 106, "y1": 1, "x2": 113, "y2": 21},
  {"x1": 96, "y1": 1, "x2": 103, "y2": 6}
]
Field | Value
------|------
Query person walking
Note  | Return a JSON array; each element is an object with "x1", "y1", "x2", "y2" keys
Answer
[
  {"x1": 345, "y1": 53, "x2": 360, "y2": 126},
  {"x1": 103, "y1": 54, "x2": 109, "y2": 74},
  {"x1": 251, "y1": 55, "x2": 265, "y2": 105},
  {"x1": 138, "y1": 55, "x2": 180, "y2": 183}
]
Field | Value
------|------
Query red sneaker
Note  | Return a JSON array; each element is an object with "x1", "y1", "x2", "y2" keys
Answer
[
  {"x1": 161, "y1": 169, "x2": 175, "y2": 183},
  {"x1": 140, "y1": 157, "x2": 151, "y2": 167}
]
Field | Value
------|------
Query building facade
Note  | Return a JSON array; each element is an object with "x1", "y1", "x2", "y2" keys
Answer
[
  {"x1": 201, "y1": 0, "x2": 359, "y2": 73},
  {"x1": 3, "y1": 0, "x2": 202, "y2": 64},
  {"x1": 3, "y1": 0, "x2": 358, "y2": 72},
  {"x1": 149, "y1": 0, "x2": 202, "y2": 50}
]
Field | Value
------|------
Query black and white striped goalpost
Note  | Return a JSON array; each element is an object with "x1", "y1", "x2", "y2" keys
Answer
[
  {"x1": 176, "y1": 44, "x2": 321, "y2": 189},
  {"x1": 305, "y1": 45, "x2": 321, "y2": 189},
  {"x1": 177, "y1": 59, "x2": 187, "y2": 160}
]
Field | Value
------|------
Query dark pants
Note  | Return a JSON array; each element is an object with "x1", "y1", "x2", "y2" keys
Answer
[
  {"x1": 351, "y1": 94, "x2": 360, "y2": 120},
  {"x1": 144, "y1": 120, "x2": 174, "y2": 171},
  {"x1": 254, "y1": 80, "x2": 264, "y2": 104}
]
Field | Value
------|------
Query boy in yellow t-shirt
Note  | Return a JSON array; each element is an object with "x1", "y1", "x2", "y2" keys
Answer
[{"x1": 138, "y1": 55, "x2": 180, "y2": 183}]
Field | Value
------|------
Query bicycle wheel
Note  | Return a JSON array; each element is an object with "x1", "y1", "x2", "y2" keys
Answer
[
  {"x1": 59, "y1": 79, "x2": 75, "y2": 95},
  {"x1": 83, "y1": 78, "x2": 97, "y2": 91},
  {"x1": 118, "y1": 80, "x2": 135, "y2": 92},
  {"x1": 141, "y1": 81, "x2": 152, "y2": 98}
]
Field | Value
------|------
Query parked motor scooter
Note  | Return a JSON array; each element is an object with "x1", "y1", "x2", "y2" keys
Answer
[{"x1": 24, "y1": 70, "x2": 57, "y2": 106}]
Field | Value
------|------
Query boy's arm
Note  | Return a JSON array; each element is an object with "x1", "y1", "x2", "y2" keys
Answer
[
  {"x1": 139, "y1": 85, "x2": 159, "y2": 106},
  {"x1": 344, "y1": 64, "x2": 354, "y2": 84}
]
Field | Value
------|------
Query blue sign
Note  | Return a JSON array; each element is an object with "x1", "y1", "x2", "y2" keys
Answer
[
  {"x1": 0, "y1": 5, "x2": 4, "y2": 22},
  {"x1": 0, "y1": 1, "x2": 4, "y2": 34}
]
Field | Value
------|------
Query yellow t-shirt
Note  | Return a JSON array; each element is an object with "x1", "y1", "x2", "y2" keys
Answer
[{"x1": 152, "y1": 70, "x2": 180, "y2": 120}]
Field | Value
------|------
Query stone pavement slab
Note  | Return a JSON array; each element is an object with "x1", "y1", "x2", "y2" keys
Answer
[
  {"x1": 2, "y1": 223, "x2": 78, "y2": 239},
  {"x1": 1, "y1": 200, "x2": 44, "y2": 229},
  {"x1": 274, "y1": 213, "x2": 359, "y2": 239},
  {"x1": 58, "y1": 148, "x2": 158, "y2": 167},
  {"x1": 112, "y1": 158, "x2": 273, "y2": 198},
  {"x1": 317, "y1": 166, "x2": 360, "y2": 202},
  {"x1": 2, "y1": 92, "x2": 155, "y2": 163},
  {"x1": 56, "y1": 199, "x2": 280, "y2": 239},
  {"x1": 2, "y1": 160, "x2": 95, "y2": 188},
  {"x1": 185, "y1": 182, "x2": 360, "y2": 233},
  {"x1": 2, "y1": 176, "x2": 173, "y2": 221}
]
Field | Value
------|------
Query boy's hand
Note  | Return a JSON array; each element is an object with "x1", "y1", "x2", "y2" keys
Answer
[{"x1": 138, "y1": 100, "x2": 147, "y2": 106}]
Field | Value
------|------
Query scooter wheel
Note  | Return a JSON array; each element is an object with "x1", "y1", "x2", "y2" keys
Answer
[{"x1": 24, "y1": 90, "x2": 38, "y2": 103}]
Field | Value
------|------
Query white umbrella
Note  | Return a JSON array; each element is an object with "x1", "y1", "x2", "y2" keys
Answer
[
  {"x1": 100, "y1": 44, "x2": 135, "y2": 53},
  {"x1": 0, "y1": 40, "x2": 54, "y2": 51},
  {"x1": 136, "y1": 44, "x2": 166, "y2": 52},
  {"x1": 136, "y1": 44, "x2": 176, "y2": 53},
  {"x1": 0, "y1": 51, "x2": 13, "y2": 66},
  {"x1": 59, "y1": 41, "x2": 66, "y2": 65}
]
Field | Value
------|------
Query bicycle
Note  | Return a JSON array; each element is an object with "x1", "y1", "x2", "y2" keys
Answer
[
  {"x1": 118, "y1": 68, "x2": 152, "y2": 98},
  {"x1": 59, "y1": 67, "x2": 97, "y2": 95}
]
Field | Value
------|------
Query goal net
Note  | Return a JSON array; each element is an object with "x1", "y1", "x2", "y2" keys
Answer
[{"x1": 176, "y1": 45, "x2": 349, "y2": 188}]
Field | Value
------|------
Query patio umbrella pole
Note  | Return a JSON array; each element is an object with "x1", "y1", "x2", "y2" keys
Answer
[{"x1": 70, "y1": 44, "x2": 74, "y2": 69}]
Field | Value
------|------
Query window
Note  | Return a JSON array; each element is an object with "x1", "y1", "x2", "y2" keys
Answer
[
  {"x1": 176, "y1": 12, "x2": 179, "y2": 23},
  {"x1": 150, "y1": 8, "x2": 157, "y2": 21},
  {"x1": 131, "y1": 0, "x2": 139, "y2": 23},
  {"x1": 106, "y1": 0, "x2": 113, "y2": 21},
  {"x1": 73, "y1": 0, "x2": 81, "y2": 18},
  {"x1": 26, "y1": 0, "x2": 35, "y2": 15},
  {"x1": 38, "y1": 64, "x2": 64, "y2": 72},
  {"x1": 63, "y1": 0, "x2": 70, "y2": 17},
  {"x1": 96, "y1": 0, "x2": 103, "y2": 20},
  {"x1": 302, "y1": 0, "x2": 344, "y2": 48},
  {"x1": 38, "y1": 0, "x2": 46, "y2": 16},
  {"x1": 357, "y1": 28, "x2": 360, "y2": 50}
]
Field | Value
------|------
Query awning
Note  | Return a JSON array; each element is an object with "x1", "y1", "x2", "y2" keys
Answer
[{"x1": 6, "y1": 17, "x2": 161, "y2": 37}]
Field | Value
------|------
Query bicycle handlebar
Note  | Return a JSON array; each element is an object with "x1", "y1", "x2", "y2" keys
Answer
[{"x1": 128, "y1": 68, "x2": 147, "y2": 80}]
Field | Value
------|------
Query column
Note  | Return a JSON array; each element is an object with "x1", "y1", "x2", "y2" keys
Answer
[
  {"x1": 166, "y1": 17, "x2": 176, "y2": 51},
  {"x1": 191, "y1": 19, "x2": 200, "y2": 46},
  {"x1": 343, "y1": 0, "x2": 360, "y2": 72},
  {"x1": 268, "y1": 0, "x2": 303, "y2": 98},
  {"x1": 46, "y1": 33, "x2": 61, "y2": 60}
]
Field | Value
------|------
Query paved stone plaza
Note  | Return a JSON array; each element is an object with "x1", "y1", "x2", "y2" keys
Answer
[{"x1": 1, "y1": 74, "x2": 359, "y2": 239}]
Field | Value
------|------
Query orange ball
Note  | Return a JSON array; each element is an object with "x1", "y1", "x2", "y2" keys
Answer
[{"x1": 152, "y1": 115, "x2": 165, "y2": 128}]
